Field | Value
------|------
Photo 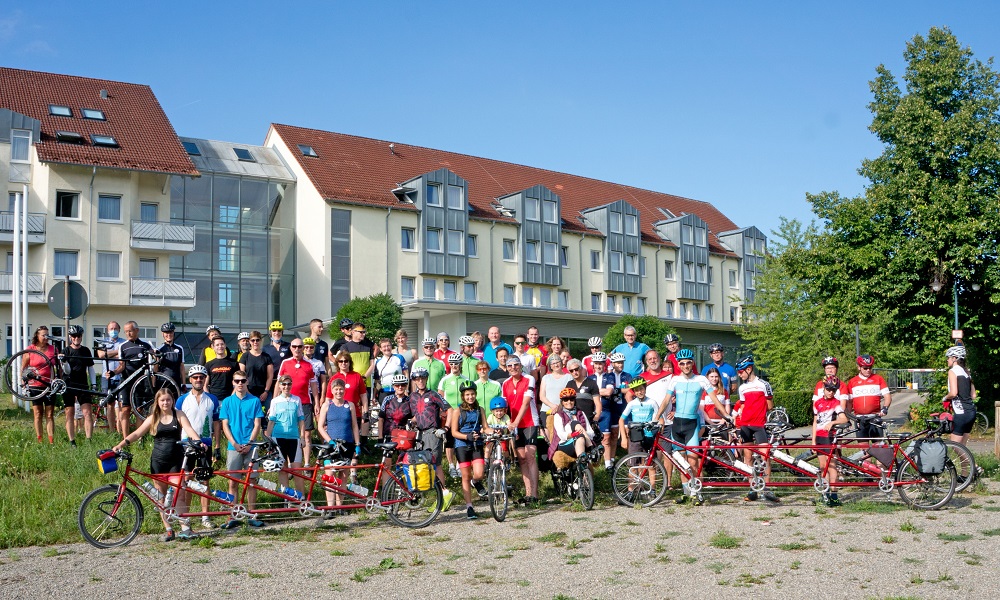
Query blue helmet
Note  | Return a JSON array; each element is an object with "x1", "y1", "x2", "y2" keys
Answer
[
  {"x1": 735, "y1": 355, "x2": 755, "y2": 371},
  {"x1": 676, "y1": 349, "x2": 694, "y2": 361},
  {"x1": 489, "y1": 397, "x2": 507, "y2": 411}
]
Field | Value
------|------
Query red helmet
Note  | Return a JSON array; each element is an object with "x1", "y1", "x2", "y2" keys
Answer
[
  {"x1": 821, "y1": 356, "x2": 838, "y2": 368},
  {"x1": 822, "y1": 376, "x2": 841, "y2": 391},
  {"x1": 856, "y1": 355, "x2": 874, "y2": 368}
]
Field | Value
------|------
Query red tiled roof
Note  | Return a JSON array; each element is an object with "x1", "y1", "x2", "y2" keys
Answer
[
  {"x1": 271, "y1": 124, "x2": 740, "y2": 255},
  {"x1": 0, "y1": 67, "x2": 197, "y2": 175}
]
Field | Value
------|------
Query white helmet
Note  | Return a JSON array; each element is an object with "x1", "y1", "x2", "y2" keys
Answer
[
  {"x1": 945, "y1": 345, "x2": 966, "y2": 359},
  {"x1": 261, "y1": 456, "x2": 284, "y2": 473},
  {"x1": 422, "y1": 337, "x2": 435, "y2": 346},
  {"x1": 592, "y1": 352, "x2": 607, "y2": 362},
  {"x1": 237, "y1": 331, "x2": 250, "y2": 341},
  {"x1": 458, "y1": 335, "x2": 475, "y2": 346},
  {"x1": 447, "y1": 352, "x2": 464, "y2": 364},
  {"x1": 390, "y1": 373, "x2": 409, "y2": 385},
  {"x1": 608, "y1": 352, "x2": 626, "y2": 363},
  {"x1": 588, "y1": 336, "x2": 603, "y2": 347},
  {"x1": 187, "y1": 364, "x2": 209, "y2": 377}
]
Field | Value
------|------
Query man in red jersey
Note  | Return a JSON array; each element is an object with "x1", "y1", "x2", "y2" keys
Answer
[
  {"x1": 277, "y1": 338, "x2": 317, "y2": 464},
  {"x1": 846, "y1": 354, "x2": 891, "y2": 439},
  {"x1": 502, "y1": 356, "x2": 539, "y2": 505},
  {"x1": 734, "y1": 355, "x2": 777, "y2": 503},
  {"x1": 813, "y1": 356, "x2": 850, "y2": 411}
]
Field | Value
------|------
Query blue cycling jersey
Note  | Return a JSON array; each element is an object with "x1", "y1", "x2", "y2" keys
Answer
[{"x1": 667, "y1": 375, "x2": 713, "y2": 419}]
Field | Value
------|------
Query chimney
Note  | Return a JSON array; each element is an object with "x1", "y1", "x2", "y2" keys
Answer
[{"x1": 100, "y1": 89, "x2": 108, "y2": 100}]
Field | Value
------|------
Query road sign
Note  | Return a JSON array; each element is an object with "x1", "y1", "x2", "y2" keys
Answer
[
  {"x1": 952, "y1": 329, "x2": 963, "y2": 340},
  {"x1": 47, "y1": 280, "x2": 89, "y2": 320}
]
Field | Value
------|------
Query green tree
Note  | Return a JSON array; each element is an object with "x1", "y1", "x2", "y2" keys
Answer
[
  {"x1": 602, "y1": 315, "x2": 676, "y2": 357},
  {"x1": 332, "y1": 293, "x2": 402, "y2": 345}
]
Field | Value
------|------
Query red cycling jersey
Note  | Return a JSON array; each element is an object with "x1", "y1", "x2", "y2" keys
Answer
[{"x1": 846, "y1": 374, "x2": 888, "y2": 415}]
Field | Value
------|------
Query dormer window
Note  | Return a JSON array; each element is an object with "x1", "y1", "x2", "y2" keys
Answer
[
  {"x1": 625, "y1": 214, "x2": 638, "y2": 236},
  {"x1": 543, "y1": 200, "x2": 558, "y2": 223},
  {"x1": 524, "y1": 197, "x2": 539, "y2": 220},
  {"x1": 81, "y1": 108, "x2": 106, "y2": 120},
  {"x1": 426, "y1": 184, "x2": 441, "y2": 206},
  {"x1": 695, "y1": 227, "x2": 707, "y2": 246},
  {"x1": 610, "y1": 212, "x2": 622, "y2": 233},
  {"x1": 447, "y1": 185, "x2": 464, "y2": 209},
  {"x1": 49, "y1": 105, "x2": 72, "y2": 117},
  {"x1": 682, "y1": 223, "x2": 693, "y2": 245}
]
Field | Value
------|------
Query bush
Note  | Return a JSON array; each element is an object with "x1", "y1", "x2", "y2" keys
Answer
[
  {"x1": 772, "y1": 390, "x2": 813, "y2": 427},
  {"x1": 332, "y1": 293, "x2": 402, "y2": 344},
  {"x1": 602, "y1": 315, "x2": 676, "y2": 357}
]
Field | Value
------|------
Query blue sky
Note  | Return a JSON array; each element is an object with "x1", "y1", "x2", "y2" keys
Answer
[{"x1": 3, "y1": 2, "x2": 999, "y2": 239}]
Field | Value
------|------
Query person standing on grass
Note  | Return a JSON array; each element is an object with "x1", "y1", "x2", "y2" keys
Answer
[
  {"x1": 219, "y1": 371, "x2": 266, "y2": 529},
  {"x1": 175, "y1": 364, "x2": 220, "y2": 530},
  {"x1": 502, "y1": 356, "x2": 540, "y2": 505},
  {"x1": 113, "y1": 321, "x2": 153, "y2": 439},
  {"x1": 61, "y1": 325, "x2": 95, "y2": 444},
  {"x1": 23, "y1": 325, "x2": 57, "y2": 443},
  {"x1": 266, "y1": 374, "x2": 306, "y2": 500}
]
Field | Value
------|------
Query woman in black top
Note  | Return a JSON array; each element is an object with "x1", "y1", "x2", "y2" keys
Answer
[
  {"x1": 240, "y1": 330, "x2": 274, "y2": 410},
  {"x1": 205, "y1": 337, "x2": 239, "y2": 401},
  {"x1": 114, "y1": 389, "x2": 202, "y2": 541},
  {"x1": 61, "y1": 326, "x2": 95, "y2": 443}
]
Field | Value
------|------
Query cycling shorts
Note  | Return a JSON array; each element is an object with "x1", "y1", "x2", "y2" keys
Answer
[
  {"x1": 514, "y1": 426, "x2": 538, "y2": 449},
  {"x1": 952, "y1": 410, "x2": 976, "y2": 436},
  {"x1": 739, "y1": 425, "x2": 767, "y2": 444},
  {"x1": 455, "y1": 445, "x2": 485, "y2": 466},
  {"x1": 671, "y1": 417, "x2": 700, "y2": 448}
]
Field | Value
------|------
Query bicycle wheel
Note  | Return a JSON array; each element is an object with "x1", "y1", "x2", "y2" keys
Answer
[
  {"x1": 943, "y1": 440, "x2": 977, "y2": 493},
  {"x1": 577, "y1": 467, "x2": 595, "y2": 510},
  {"x1": 895, "y1": 460, "x2": 956, "y2": 510},
  {"x1": 129, "y1": 373, "x2": 180, "y2": 421},
  {"x1": 611, "y1": 452, "x2": 667, "y2": 507},
  {"x1": 972, "y1": 412, "x2": 989, "y2": 436},
  {"x1": 488, "y1": 463, "x2": 508, "y2": 522},
  {"x1": 380, "y1": 476, "x2": 443, "y2": 528},
  {"x1": 78, "y1": 484, "x2": 145, "y2": 548},
  {"x1": 3, "y1": 349, "x2": 57, "y2": 401}
]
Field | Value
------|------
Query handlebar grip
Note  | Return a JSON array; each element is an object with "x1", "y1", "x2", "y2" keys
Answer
[{"x1": 98, "y1": 450, "x2": 117, "y2": 460}]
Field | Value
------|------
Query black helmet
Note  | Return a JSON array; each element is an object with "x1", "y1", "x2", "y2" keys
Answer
[
  {"x1": 709, "y1": 343, "x2": 724, "y2": 353},
  {"x1": 339, "y1": 318, "x2": 354, "y2": 329},
  {"x1": 821, "y1": 356, "x2": 839, "y2": 368},
  {"x1": 664, "y1": 333, "x2": 680, "y2": 344},
  {"x1": 68, "y1": 325, "x2": 84, "y2": 337},
  {"x1": 459, "y1": 381, "x2": 478, "y2": 393},
  {"x1": 160, "y1": 322, "x2": 176, "y2": 333}
]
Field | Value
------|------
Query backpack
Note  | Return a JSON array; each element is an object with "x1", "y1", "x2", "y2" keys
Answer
[
  {"x1": 912, "y1": 439, "x2": 947, "y2": 475},
  {"x1": 399, "y1": 450, "x2": 434, "y2": 491}
]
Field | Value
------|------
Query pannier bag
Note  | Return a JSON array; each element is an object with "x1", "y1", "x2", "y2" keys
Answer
[
  {"x1": 97, "y1": 450, "x2": 118, "y2": 474},
  {"x1": 400, "y1": 450, "x2": 434, "y2": 491},
  {"x1": 390, "y1": 428, "x2": 417, "y2": 451},
  {"x1": 912, "y1": 439, "x2": 947, "y2": 475}
]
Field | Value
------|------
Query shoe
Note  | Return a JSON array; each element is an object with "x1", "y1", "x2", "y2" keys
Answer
[
  {"x1": 827, "y1": 494, "x2": 842, "y2": 507},
  {"x1": 763, "y1": 491, "x2": 780, "y2": 503},
  {"x1": 70, "y1": 439, "x2": 76, "y2": 447},
  {"x1": 693, "y1": 494, "x2": 705, "y2": 506},
  {"x1": 743, "y1": 491, "x2": 759, "y2": 502},
  {"x1": 177, "y1": 528, "x2": 194, "y2": 540},
  {"x1": 449, "y1": 465, "x2": 460, "y2": 479},
  {"x1": 220, "y1": 519, "x2": 240, "y2": 530},
  {"x1": 674, "y1": 495, "x2": 688, "y2": 504},
  {"x1": 247, "y1": 519, "x2": 265, "y2": 528},
  {"x1": 201, "y1": 517, "x2": 217, "y2": 529},
  {"x1": 161, "y1": 530, "x2": 176, "y2": 542},
  {"x1": 441, "y1": 489, "x2": 455, "y2": 512},
  {"x1": 466, "y1": 506, "x2": 478, "y2": 520},
  {"x1": 323, "y1": 511, "x2": 337, "y2": 520},
  {"x1": 474, "y1": 481, "x2": 487, "y2": 500}
]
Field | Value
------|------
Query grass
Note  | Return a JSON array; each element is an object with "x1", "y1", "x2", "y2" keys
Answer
[
  {"x1": 936, "y1": 532, "x2": 973, "y2": 542},
  {"x1": 774, "y1": 542, "x2": 820, "y2": 551},
  {"x1": 351, "y1": 557, "x2": 404, "y2": 582},
  {"x1": 981, "y1": 528, "x2": 1000, "y2": 537},
  {"x1": 536, "y1": 531, "x2": 568, "y2": 544},
  {"x1": 899, "y1": 520, "x2": 923, "y2": 534},
  {"x1": 708, "y1": 530, "x2": 742, "y2": 549},
  {"x1": 882, "y1": 535, "x2": 896, "y2": 544},
  {"x1": 706, "y1": 561, "x2": 729, "y2": 574}
]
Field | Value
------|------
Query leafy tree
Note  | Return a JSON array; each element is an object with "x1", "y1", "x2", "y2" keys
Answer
[
  {"x1": 602, "y1": 315, "x2": 676, "y2": 357},
  {"x1": 332, "y1": 293, "x2": 402, "y2": 345}
]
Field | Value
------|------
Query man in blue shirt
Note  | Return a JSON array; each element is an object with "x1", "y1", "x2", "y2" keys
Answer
[
  {"x1": 701, "y1": 343, "x2": 738, "y2": 394},
  {"x1": 481, "y1": 326, "x2": 513, "y2": 371},
  {"x1": 220, "y1": 370, "x2": 265, "y2": 529},
  {"x1": 612, "y1": 326, "x2": 650, "y2": 378}
]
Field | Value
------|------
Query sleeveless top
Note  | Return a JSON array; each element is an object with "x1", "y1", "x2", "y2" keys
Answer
[
  {"x1": 454, "y1": 407, "x2": 483, "y2": 448},
  {"x1": 950, "y1": 365, "x2": 975, "y2": 414},
  {"x1": 152, "y1": 410, "x2": 182, "y2": 455},
  {"x1": 325, "y1": 401, "x2": 354, "y2": 442}
]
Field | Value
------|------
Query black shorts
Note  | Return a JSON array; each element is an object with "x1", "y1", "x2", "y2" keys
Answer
[
  {"x1": 671, "y1": 417, "x2": 700, "y2": 448},
  {"x1": 952, "y1": 410, "x2": 976, "y2": 435},
  {"x1": 628, "y1": 436, "x2": 655, "y2": 454},
  {"x1": 855, "y1": 417, "x2": 882, "y2": 439},
  {"x1": 455, "y1": 444, "x2": 485, "y2": 464},
  {"x1": 276, "y1": 437, "x2": 300, "y2": 463},
  {"x1": 739, "y1": 425, "x2": 768, "y2": 444},
  {"x1": 302, "y1": 408, "x2": 315, "y2": 431},
  {"x1": 31, "y1": 393, "x2": 55, "y2": 407},
  {"x1": 555, "y1": 443, "x2": 580, "y2": 459},
  {"x1": 63, "y1": 384, "x2": 93, "y2": 406},
  {"x1": 150, "y1": 448, "x2": 183, "y2": 475},
  {"x1": 515, "y1": 426, "x2": 538, "y2": 449}
]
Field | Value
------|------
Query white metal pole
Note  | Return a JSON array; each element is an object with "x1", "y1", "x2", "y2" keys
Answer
[
  {"x1": 20, "y1": 185, "x2": 28, "y2": 411},
  {"x1": 11, "y1": 188, "x2": 22, "y2": 409}
]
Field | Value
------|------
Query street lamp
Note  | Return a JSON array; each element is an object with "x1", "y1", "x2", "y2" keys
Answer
[{"x1": 930, "y1": 273, "x2": 980, "y2": 332}]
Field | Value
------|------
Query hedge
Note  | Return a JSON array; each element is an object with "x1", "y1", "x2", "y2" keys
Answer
[{"x1": 772, "y1": 390, "x2": 813, "y2": 427}]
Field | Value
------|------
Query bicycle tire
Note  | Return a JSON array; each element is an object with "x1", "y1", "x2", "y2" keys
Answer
[
  {"x1": 488, "y1": 463, "x2": 508, "y2": 522},
  {"x1": 78, "y1": 484, "x2": 144, "y2": 548},
  {"x1": 972, "y1": 412, "x2": 989, "y2": 436},
  {"x1": 577, "y1": 466, "x2": 595, "y2": 510},
  {"x1": 611, "y1": 452, "x2": 668, "y2": 507},
  {"x1": 129, "y1": 373, "x2": 180, "y2": 421},
  {"x1": 380, "y1": 476, "x2": 443, "y2": 528},
  {"x1": 943, "y1": 440, "x2": 977, "y2": 493},
  {"x1": 895, "y1": 459, "x2": 956, "y2": 510},
  {"x1": 4, "y1": 349, "x2": 58, "y2": 401}
]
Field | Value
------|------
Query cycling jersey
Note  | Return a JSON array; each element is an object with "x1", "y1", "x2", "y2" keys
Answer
[
  {"x1": 621, "y1": 398, "x2": 660, "y2": 437},
  {"x1": 176, "y1": 390, "x2": 220, "y2": 441},
  {"x1": 737, "y1": 377, "x2": 773, "y2": 427},
  {"x1": 701, "y1": 388, "x2": 730, "y2": 421},
  {"x1": 156, "y1": 342, "x2": 185, "y2": 388},
  {"x1": 438, "y1": 373, "x2": 470, "y2": 409},
  {"x1": 812, "y1": 379, "x2": 849, "y2": 404},
  {"x1": 581, "y1": 353, "x2": 609, "y2": 376},
  {"x1": 701, "y1": 362, "x2": 737, "y2": 391},
  {"x1": 411, "y1": 357, "x2": 446, "y2": 391},
  {"x1": 502, "y1": 374, "x2": 538, "y2": 428},
  {"x1": 813, "y1": 396, "x2": 843, "y2": 438},
  {"x1": 474, "y1": 379, "x2": 503, "y2": 413},
  {"x1": 277, "y1": 357, "x2": 316, "y2": 406},
  {"x1": 667, "y1": 374, "x2": 713, "y2": 420},
  {"x1": 846, "y1": 374, "x2": 889, "y2": 415},
  {"x1": 409, "y1": 389, "x2": 449, "y2": 431},
  {"x1": 639, "y1": 370, "x2": 672, "y2": 406},
  {"x1": 949, "y1": 364, "x2": 975, "y2": 415}
]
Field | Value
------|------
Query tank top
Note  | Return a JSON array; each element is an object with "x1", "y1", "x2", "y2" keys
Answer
[
  {"x1": 152, "y1": 410, "x2": 182, "y2": 454},
  {"x1": 454, "y1": 407, "x2": 482, "y2": 448},
  {"x1": 950, "y1": 365, "x2": 975, "y2": 414},
  {"x1": 325, "y1": 401, "x2": 354, "y2": 442}
]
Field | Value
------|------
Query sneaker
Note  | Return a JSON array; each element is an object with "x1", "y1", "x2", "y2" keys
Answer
[
  {"x1": 70, "y1": 439, "x2": 76, "y2": 447},
  {"x1": 220, "y1": 519, "x2": 240, "y2": 530},
  {"x1": 763, "y1": 491, "x2": 780, "y2": 503},
  {"x1": 177, "y1": 528, "x2": 195, "y2": 540},
  {"x1": 466, "y1": 506, "x2": 478, "y2": 520},
  {"x1": 449, "y1": 465, "x2": 460, "y2": 479},
  {"x1": 674, "y1": 495, "x2": 688, "y2": 504},
  {"x1": 743, "y1": 491, "x2": 759, "y2": 502},
  {"x1": 693, "y1": 494, "x2": 705, "y2": 506},
  {"x1": 201, "y1": 517, "x2": 217, "y2": 529},
  {"x1": 323, "y1": 511, "x2": 337, "y2": 520},
  {"x1": 474, "y1": 481, "x2": 487, "y2": 500},
  {"x1": 827, "y1": 494, "x2": 842, "y2": 507},
  {"x1": 441, "y1": 489, "x2": 455, "y2": 512},
  {"x1": 247, "y1": 519, "x2": 266, "y2": 528},
  {"x1": 161, "y1": 530, "x2": 176, "y2": 542}
]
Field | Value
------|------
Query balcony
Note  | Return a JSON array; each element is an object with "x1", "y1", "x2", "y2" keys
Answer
[
  {"x1": 0, "y1": 272, "x2": 46, "y2": 303},
  {"x1": 130, "y1": 220, "x2": 196, "y2": 252},
  {"x1": 130, "y1": 277, "x2": 196, "y2": 308},
  {"x1": 0, "y1": 212, "x2": 46, "y2": 244}
]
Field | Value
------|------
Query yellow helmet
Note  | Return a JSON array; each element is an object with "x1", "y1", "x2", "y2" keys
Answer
[{"x1": 269, "y1": 320, "x2": 284, "y2": 331}]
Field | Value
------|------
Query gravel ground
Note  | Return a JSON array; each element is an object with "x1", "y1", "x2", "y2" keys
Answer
[{"x1": 3, "y1": 482, "x2": 999, "y2": 600}]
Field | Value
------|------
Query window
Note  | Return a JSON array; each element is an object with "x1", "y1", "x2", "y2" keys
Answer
[
  {"x1": 401, "y1": 227, "x2": 415, "y2": 250},
  {"x1": 560, "y1": 246, "x2": 569, "y2": 268},
  {"x1": 708, "y1": 266, "x2": 714, "y2": 285},
  {"x1": 91, "y1": 135, "x2": 118, "y2": 147},
  {"x1": 543, "y1": 242, "x2": 558, "y2": 266},
  {"x1": 665, "y1": 300, "x2": 673, "y2": 318},
  {"x1": 705, "y1": 304, "x2": 714, "y2": 321},
  {"x1": 622, "y1": 296, "x2": 632, "y2": 315},
  {"x1": 447, "y1": 230, "x2": 464, "y2": 255},
  {"x1": 684, "y1": 262, "x2": 695, "y2": 281},
  {"x1": 218, "y1": 238, "x2": 238, "y2": 271},
  {"x1": 748, "y1": 270, "x2": 756, "y2": 290},
  {"x1": 423, "y1": 278, "x2": 437, "y2": 299},
  {"x1": 96, "y1": 252, "x2": 121, "y2": 280},
  {"x1": 502, "y1": 239, "x2": 516, "y2": 261},
  {"x1": 729, "y1": 269, "x2": 738, "y2": 288},
  {"x1": 539, "y1": 288, "x2": 552, "y2": 308},
  {"x1": 140, "y1": 203, "x2": 158, "y2": 223},
  {"x1": 54, "y1": 250, "x2": 79, "y2": 278},
  {"x1": 218, "y1": 205, "x2": 238, "y2": 229},
  {"x1": 607, "y1": 295, "x2": 617, "y2": 313},
  {"x1": 447, "y1": 185, "x2": 464, "y2": 210},
  {"x1": 730, "y1": 307, "x2": 739, "y2": 323},
  {"x1": 504, "y1": 285, "x2": 516, "y2": 305},
  {"x1": 182, "y1": 141, "x2": 201, "y2": 156},
  {"x1": 401, "y1": 277, "x2": 415, "y2": 300},
  {"x1": 637, "y1": 297, "x2": 647, "y2": 316},
  {"x1": 56, "y1": 131, "x2": 84, "y2": 144},
  {"x1": 591, "y1": 293, "x2": 601, "y2": 312},
  {"x1": 664, "y1": 260, "x2": 675, "y2": 280},
  {"x1": 467, "y1": 235, "x2": 478, "y2": 258},
  {"x1": 697, "y1": 264, "x2": 707, "y2": 283},
  {"x1": 682, "y1": 224, "x2": 693, "y2": 245},
  {"x1": 139, "y1": 258, "x2": 157, "y2": 279},
  {"x1": 590, "y1": 250, "x2": 602, "y2": 271},
  {"x1": 610, "y1": 212, "x2": 622, "y2": 233},
  {"x1": 744, "y1": 237, "x2": 754, "y2": 256},
  {"x1": 233, "y1": 148, "x2": 255, "y2": 162},
  {"x1": 97, "y1": 194, "x2": 122, "y2": 222},
  {"x1": 11, "y1": 130, "x2": 30, "y2": 163},
  {"x1": 443, "y1": 280, "x2": 457, "y2": 301},
  {"x1": 218, "y1": 283, "x2": 235, "y2": 318},
  {"x1": 525, "y1": 241, "x2": 540, "y2": 263},
  {"x1": 756, "y1": 239, "x2": 766, "y2": 254},
  {"x1": 639, "y1": 256, "x2": 647, "y2": 277},
  {"x1": 426, "y1": 228, "x2": 442, "y2": 253},
  {"x1": 81, "y1": 108, "x2": 106, "y2": 120},
  {"x1": 695, "y1": 227, "x2": 707, "y2": 246},
  {"x1": 691, "y1": 304, "x2": 701, "y2": 321},
  {"x1": 680, "y1": 302, "x2": 689, "y2": 319},
  {"x1": 557, "y1": 289, "x2": 569, "y2": 309},
  {"x1": 626, "y1": 253, "x2": 638, "y2": 275},
  {"x1": 297, "y1": 144, "x2": 318, "y2": 157},
  {"x1": 524, "y1": 197, "x2": 540, "y2": 220},
  {"x1": 55, "y1": 191, "x2": 80, "y2": 219},
  {"x1": 49, "y1": 105, "x2": 72, "y2": 117},
  {"x1": 464, "y1": 281, "x2": 477, "y2": 302},
  {"x1": 543, "y1": 200, "x2": 558, "y2": 223},
  {"x1": 521, "y1": 286, "x2": 534, "y2": 306},
  {"x1": 6, "y1": 193, "x2": 13, "y2": 212},
  {"x1": 426, "y1": 184, "x2": 441, "y2": 206},
  {"x1": 625, "y1": 214, "x2": 638, "y2": 236}
]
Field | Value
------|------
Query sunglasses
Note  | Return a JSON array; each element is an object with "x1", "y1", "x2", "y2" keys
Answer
[
  {"x1": 250, "y1": 338, "x2": 261, "y2": 342},
  {"x1": 678, "y1": 360, "x2": 694, "y2": 366},
  {"x1": 514, "y1": 341, "x2": 525, "y2": 345},
  {"x1": 189, "y1": 374, "x2": 206, "y2": 380},
  {"x1": 233, "y1": 379, "x2": 248, "y2": 384},
  {"x1": 561, "y1": 398, "x2": 576, "y2": 402},
  {"x1": 337, "y1": 359, "x2": 351, "y2": 363},
  {"x1": 290, "y1": 344, "x2": 304, "y2": 348},
  {"x1": 354, "y1": 330, "x2": 367, "y2": 334},
  {"x1": 568, "y1": 367, "x2": 580, "y2": 373},
  {"x1": 279, "y1": 381, "x2": 292, "y2": 386}
]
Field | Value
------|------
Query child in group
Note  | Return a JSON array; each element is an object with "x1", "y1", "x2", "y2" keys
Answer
[
  {"x1": 618, "y1": 378, "x2": 661, "y2": 454},
  {"x1": 814, "y1": 375, "x2": 848, "y2": 506},
  {"x1": 485, "y1": 396, "x2": 515, "y2": 464},
  {"x1": 451, "y1": 381, "x2": 489, "y2": 519},
  {"x1": 702, "y1": 367, "x2": 730, "y2": 428}
]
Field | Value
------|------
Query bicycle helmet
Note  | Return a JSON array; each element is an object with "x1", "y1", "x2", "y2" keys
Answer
[
  {"x1": 447, "y1": 352, "x2": 463, "y2": 364},
  {"x1": 459, "y1": 381, "x2": 478, "y2": 393},
  {"x1": 187, "y1": 364, "x2": 209, "y2": 377},
  {"x1": 410, "y1": 367, "x2": 429, "y2": 379},
  {"x1": 559, "y1": 387, "x2": 578, "y2": 400},
  {"x1": 302, "y1": 337, "x2": 315, "y2": 346},
  {"x1": 206, "y1": 324, "x2": 220, "y2": 334},
  {"x1": 822, "y1": 375, "x2": 841, "y2": 391},
  {"x1": 261, "y1": 455, "x2": 285, "y2": 472},
  {"x1": 68, "y1": 325, "x2": 85, "y2": 337},
  {"x1": 421, "y1": 337, "x2": 435, "y2": 346},
  {"x1": 608, "y1": 352, "x2": 626, "y2": 363},
  {"x1": 390, "y1": 373, "x2": 409, "y2": 386},
  {"x1": 339, "y1": 318, "x2": 354, "y2": 329},
  {"x1": 709, "y1": 343, "x2": 724, "y2": 353},
  {"x1": 237, "y1": 331, "x2": 250, "y2": 341},
  {"x1": 664, "y1": 333, "x2": 680, "y2": 344},
  {"x1": 735, "y1": 355, "x2": 755, "y2": 371},
  {"x1": 945, "y1": 345, "x2": 966, "y2": 359},
  {"x1": 821, "y1": 356, "x2": 839, "y2": 368},
  {"x1": 587, "y1": 336, "x2": 603, "y2": 348},
  {"x1": 856, "y1": 354, "x2": 875, "y2": 368},
  {"x1": 592, "y1": 352, "x2": 607, "y2": 362},
  {"x1": 269, "y1": 320, "x2": 284, "y2": 331},
  {"x1": 160, "y1": 323, "x2": 176, "y2": 333},
  {"x1": 458, "y1": 335, "x2": 475, "y2": 346},
  {"x1": 627, "y1": 377, "x2": 647, "y2": 390},
  {"x1": 675, "y1": 349, "x2": 695, "y2": 361},
  {"x1": 489, "y1": 397, "x2": 508, "y2": 410}
]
